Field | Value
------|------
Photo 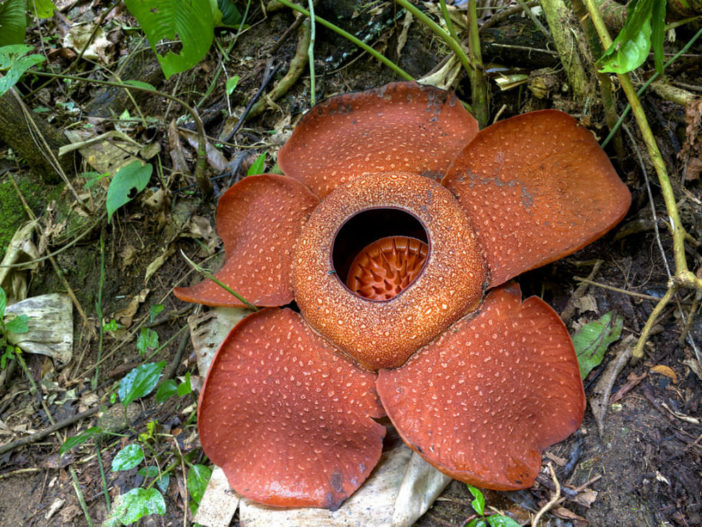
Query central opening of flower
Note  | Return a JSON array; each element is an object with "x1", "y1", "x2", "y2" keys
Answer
[{"x1": 332, "y1": 208, "x2": 429, "y2": 301}]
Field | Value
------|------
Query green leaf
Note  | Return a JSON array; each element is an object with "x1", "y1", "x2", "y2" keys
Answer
[
  {"x1": 136, "y1": 327, "x2": 159, "y2": 355},
  {"x1": 112, "y1": 443, "x2": 145, "y2": 471},
  {"x1": 487, "y1": 515, "x2": 521, "y2": 527},
  {"x1": 106, "y1": 161, "x2": 153, "y2": 221},
  {"x1": 138, "y1": 465, "x2": 160, "y2": 478},
  {"x1": 0, "y1": 0, "x2": 27, "y2": 46},
  {"x1": 0, "y1": 286, "x2": 6, "y2": 318},
  {"x1": 225, "y1": 74, "x2": 240, "y2": 95},
  {"x1": 598, "y1": 0, "x2": 654, "y2": 73},
  {"x1": 467, "y1": 484, "x2": 485, "y2": 515},
  {"x1": 31, "y1": 0, "x2": 55, "y2": 18},
  {"x1": 0, "y1": 44, "x2": 46, "y2": 96},
  {"x1": 187, "y1": 464, "x2": 212, "y2": 513},
  {"x1": 111, "y1": 487, "x2": 166, "y2": 524},
  {"x1": 217, "y1": 0, "x2": 242, "y2": 26},
  {"x1": 651, "y1": 0, "x2": 666, "y2": 74},
  {"x1": 59, "y1": 426, "x2": 103, "y2": 455},
  {"x1": 466, "y1": 519, "x2": 486, "y2": 527},
  {"x1": 118, "y1": 361, "x2": 166, "y2": 407},
  {"x1": 123, "y1": 0, "x2": 214, "y2": 79},
  {"x1": 573, "y1": 312, "x2": 624, "y2": 379},
  {"x1": 123, "y1": 79, "x2": 156, "y2": 91},
  {"x1": 148, "y1": 304, "x2": 164, "y2": 323},
  {"x1": 1, "y1": 345, "x2": 15, "y2": 369},
  {"x1": 247, "y1": 152, "x2": 267, "y2": 176},
  {"x1": 156, "y1": 473, "x2": 170, "y2": 493},
  {"x1": 176, "y1": 372, "x2": 192, "y2": 396},
  {"x1": 155, "y1": 379, "x2": 178, "y2": 402},
  {"x1": 5, "y1": 314, "x2": 29, "y2": 334}
]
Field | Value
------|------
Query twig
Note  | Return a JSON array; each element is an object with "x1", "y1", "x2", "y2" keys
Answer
[
  {"x1": 276, "y1": 0, "x2": 413, "y2": 81},
  {"x1": 573, "y1": 277, "x2": 660, "y2": 301},
  {"x1": 480, "y1": 0, "x2": 540, "y2": 32},
  {"x1": 532, "y1": 462, "x2": 560, "y2": 526},
  {"x1": 307, "y1": 0, "x2": 316, "y2": 106},
  {"x1": 0, "y1": 407, "x2": 100, "y2": 455}
]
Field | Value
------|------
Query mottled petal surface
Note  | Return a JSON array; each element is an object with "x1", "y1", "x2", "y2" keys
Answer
[
  {"x1": 198, "y1": 308, "x2": 386, "y2": 509},
  {"x1": 443, "y1": 110, "x2": 631, "y2": 287},
  {"x1": 278, "y1": 82, "x2": 479, "y2": 197},
  {"x1": 174, "y1": 175, "x2": 319, "y2": 307},
  {"x1": 377, "y1": 284, "x2": 585, "y2": 490}
]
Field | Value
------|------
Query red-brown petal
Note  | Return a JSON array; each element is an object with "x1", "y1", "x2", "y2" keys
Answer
[
  {"x1": 198, "y1": 308, "x2": 386, "y2": 509},
  {"x1": 442, "y1": 110, "x2": 631, "y2": 287},
  {"x1": 278, "y1": 82, "x2": 479, "y2": 198},
  {"x1": 174, "y1": 175, "x2": 319, "y2": 307},
  {"x1": 377, "y1": 284, "x2": 585, "y2": 490}
]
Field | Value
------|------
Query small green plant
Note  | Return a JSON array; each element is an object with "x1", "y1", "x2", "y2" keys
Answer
[
  {"x1": 0, "y1": 286, "x2": 30, "y2": 368},
  {"x1": 465, "y1": 485, "x2": 520, "y2": 527},
  {"x1": 136, "y1": 304, "x2": 164, "y2": 357},
  {"x1": 62, "y1": 358, "x2": 199, "y2": 525},
  {"x1": 106, "y1": 161, "x2": 153, "y2": 221}
]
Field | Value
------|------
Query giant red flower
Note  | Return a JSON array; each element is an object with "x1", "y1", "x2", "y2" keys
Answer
[{"x1": 175, "y1": 82, "x2": 631, "y2": 509}]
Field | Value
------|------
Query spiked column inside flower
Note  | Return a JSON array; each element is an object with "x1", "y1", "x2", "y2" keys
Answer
[{"x1": 174, "y1": 82, "x2": 631, "y2": 509}]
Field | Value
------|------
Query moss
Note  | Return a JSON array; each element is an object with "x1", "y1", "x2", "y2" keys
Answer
[{"x1": 0, "y1": 173, "x2": 62, "y2": 259}]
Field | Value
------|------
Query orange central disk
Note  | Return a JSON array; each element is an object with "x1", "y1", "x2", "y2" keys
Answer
[{"x1": 346, "y1": 236, "x2": 428, "y2": 301}]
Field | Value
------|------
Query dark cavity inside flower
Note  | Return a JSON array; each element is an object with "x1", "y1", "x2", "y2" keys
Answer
[{"x1": 174, "y1": 82, "x2": 631, "y2": 510}]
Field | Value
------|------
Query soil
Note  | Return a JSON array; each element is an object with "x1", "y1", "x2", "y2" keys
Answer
[{"x1": 1, "y1": 2, "x2": 701, "y2": 527}]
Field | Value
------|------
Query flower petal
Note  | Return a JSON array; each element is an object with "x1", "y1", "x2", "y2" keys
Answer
[
  {"x1": 174, "y1": 175, "x2": 319, "y2": 307},
  {"x1": 376, "y1": 284, "x2": 585, "y2": 490},
  {"x1": 278, "y1": 82, "x2": 479, "y2": 197},
  {"x1": 198, "y1": 308, "x2": 386, "y2": 509},
  {"x1": 442, "y1": 110, "x2": 631, "y2": 287}
]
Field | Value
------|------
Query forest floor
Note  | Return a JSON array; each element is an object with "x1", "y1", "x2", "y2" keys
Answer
[{"x1": 0, "y1": 1, "x2": 701, "y2": 526}]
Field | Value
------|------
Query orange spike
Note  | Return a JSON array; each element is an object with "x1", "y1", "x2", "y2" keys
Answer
[{"x1": 346, "y1": 236, "x2": 428, "y2": 301}]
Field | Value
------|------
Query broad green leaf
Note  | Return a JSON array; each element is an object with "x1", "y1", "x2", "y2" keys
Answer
[
  {"x1": 573, "y1": 312, "x2": 624, "y2": 379},
  {"x1": 0, "y1": 286, "x2": 6, "y2": 318},
  {"x1": 112, "y1": 443, "x2": 145, "y2": 471},
  {"x1": 123, "y1": 0, "x2": 214, "y2": 79},
  {"x1": 155, "y1": 379, "x2": 178, "y2": 402},
  {"x1": 118, "y1": 361, "x2": 166, "y2": 407},
  {"x1": 5, "y1": 314, "x2": 29, "y2": 334},
  {"x1": 466, "y1": 519, "x2": 486, "y2": 527},
  {"x1": 112, "y1": 487, "x2": 166, "y2": 524},
  {"x1": 136, "y1": 327, "x2": 159, "y2": 355},
  {"x1": 106, "y1": 161, "x2": 153, "y2": 221},
  {"x1": 0, "y1": 0, "x2": 26, "y2": 46},
  {"x1": 31, "y1": 0, "x2": 55, "y2": 18},
  {"x1": 651, "y1": 0, "x2": 666, "y2": 74},
  {"x1": 225, "y1": 74, "x2": 240, "y2": 95},
  {"x1": 598, "y1": 0, "x2": 654, "y2": 73},
  {"x1": 0, "y1": 44, "x2": 45, "y2": 96},
  {"x1": 59, "y1": 426, "x2": 103, "y2": 455},
  {"x1": 487, "y1": 515, "x2": 521, "y2": 527},
  {"x1": 187, "y1": 464, "x2": 212, "y2": 513},
  {"x1": 217, "y1": 0, "x2": 242, "y2": 26},
  {"x1": 466, "y1": 484, "x2": 485, "y2": 515},
  {"x1": 1, "y1": 345, "x2": 15, "y2": 369},
  {"x1": 247, "y1": 152, "x2": 267, "y2": 176}
]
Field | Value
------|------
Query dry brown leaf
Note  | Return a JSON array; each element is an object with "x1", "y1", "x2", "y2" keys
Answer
[
  {"x1": 650, "y1": 364, "x2": 678, "y2": 383},
  {"x1": 113, "y1": 288, "x2": 149, "y2": 327}
]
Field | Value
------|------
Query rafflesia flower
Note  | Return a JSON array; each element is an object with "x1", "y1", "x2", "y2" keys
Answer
[{"x1": 174, "y1": 82, "x2": 631, "y2": 509}]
